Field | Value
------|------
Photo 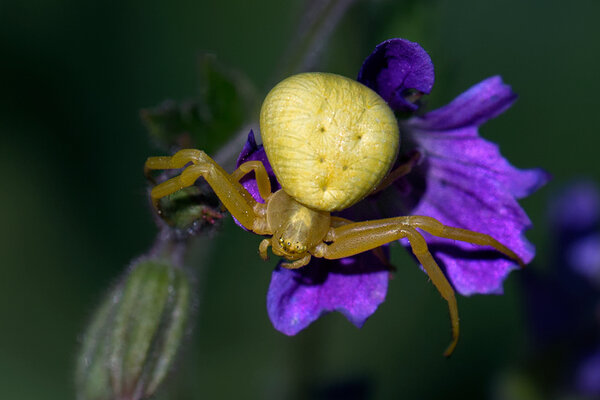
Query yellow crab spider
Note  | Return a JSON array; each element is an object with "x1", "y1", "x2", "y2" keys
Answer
[{"x1": 145, "y1": 72, "x2": 524, "y2": 356}]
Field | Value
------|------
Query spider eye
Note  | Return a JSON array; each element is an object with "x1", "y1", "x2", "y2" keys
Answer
[{"x1": 278, "y1": 236, "x2": 306, "y2": 254}]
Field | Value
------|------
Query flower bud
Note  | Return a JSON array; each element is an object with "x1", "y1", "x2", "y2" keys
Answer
[
  {"x1": 156, "y1": 185, "x2": 224, "y2": 236},
  {"x1": 76, "y1": 259, "x2": 191, "y2": 400}
]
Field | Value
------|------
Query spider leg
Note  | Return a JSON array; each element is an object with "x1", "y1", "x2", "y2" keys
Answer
[
  {"x1": 370, "y1": 151, "x2": 421, "y2": 195},
  {"x1": 259, "y1": 238, "x2": 271, "y2": 260},
  {"x1": 145, "y1": 149, "x2": 206, "y2": 177},
  {"x1": 324, "y1": 216, "x2": 524, "y2": 266},
  {"x1": 281, "y1": 254, "x2": 312, "y2": 269},
  {"x1": 330, "y1": 216, "x2": 354, "y2": 228},
  {"x1": 401, "y1": 227, "x2": 459, "y2": 357},
  {"x1": 327, "y1": 216, "x2": 394, "y2": 270},
  {"x1": 230, "y1": 161, "x2": 272, "y2": 201},
  {"x1": 320, "y1": 215, "x2": 523, "y2": 355},
  {"x1": 407, "y1": 216, "x2": 525, "y2": 267},
  {"x1": 145, "y1": 150, "x2": 263, "y2": 231}
]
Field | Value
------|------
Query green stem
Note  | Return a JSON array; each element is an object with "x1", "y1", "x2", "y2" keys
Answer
[
  {"x1": 276, "y1": 0, "x2": 357, "y2": 81},
  {"x1": 148, "y1": 227, "x2": 187, "y2": 268}
]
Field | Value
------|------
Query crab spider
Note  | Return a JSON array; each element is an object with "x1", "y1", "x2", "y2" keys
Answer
[{"x1": 145, "y1": 72, "x2": 524, "y2": 356}]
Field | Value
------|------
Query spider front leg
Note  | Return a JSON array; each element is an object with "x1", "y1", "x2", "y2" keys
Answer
[
  {"x1": 230, "y1": 160, "x2": 272, "y2": 202},
  {"x1": 145, "y1": 149, "x2": 265, "y2": 231},
  {"x1": 281, "y1": 254, "x2": 312, "y2": 269},
  {"x1": 321, "y1": 216, "x2": 524, "y2": 356}
]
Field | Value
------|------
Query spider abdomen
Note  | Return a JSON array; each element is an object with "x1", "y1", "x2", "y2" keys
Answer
[{"x1": 260, "y1": 72, "x2": 399, "y2": 212}]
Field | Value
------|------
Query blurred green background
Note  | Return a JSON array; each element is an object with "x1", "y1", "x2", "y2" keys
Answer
[{"x1": 1, "y1": 0, "x2": 599, "y2": 399}]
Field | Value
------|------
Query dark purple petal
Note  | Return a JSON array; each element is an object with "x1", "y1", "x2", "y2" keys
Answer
[
  {"x1": 232, "y1": 130, "x2": 280, "y2": 230},
  {"x1": 567, "y1": 234, "x2": 600, "y2": 287},
  {"x1": 358, "y1": 38, "x2": 434, "y2": 112},
  {"x1": 575, "y1": 348, "x2": 600, "y2": 396},
  {"x1": 267, "y1": 250, "x2": 390, "y2": 335},
  {"x1": 384, "y1": 77, "x2": 550, "y2": 295},
  {"x1": 236, "y1": 129, "x2": 261, "y2": 167},
  {"x1": 549, "y1": 182, "x2": 600, "y2": 288},
  {"x1": 521, "y1": 182, "x2": 600, "y2": 346},
  {"x1": 235, "y1": 130, "x2": 280, "y2": 203},
  {"x1": 549, "y1": 181, "x2": 600, "y2": 235}
]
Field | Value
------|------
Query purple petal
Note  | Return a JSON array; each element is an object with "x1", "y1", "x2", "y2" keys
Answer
[
  {"x1": 549, "y1": 182, "x2": 600, "y2": 287},
  {"x1": 235, "y1": 130, "x2": 280, "y2": 203},
  {"x1": 575, "y1": 348, "x2": 600, "y2": 396},
  {"x1": 358, "y1": 38, "x2": 434, "y2": 112},
  {"x1": 267, "y1": 250, "x2": 390, "y2": 335},
  {"x1": 408, "y1": 76, "x2": 517, "y2": 132},
  {"x1": 387, "y1": 77, "x2": 550, "y2": 295},
  {"x1": 549, "y1": 181, "x2": 600, "y2": 234},
  {"x1": 233, "y1": 130, "x2": 281, "y2": 230},
  {"x1": 567, "y1": 234, "x2": 600, "y2": 287},
  {"x1": 236, "y1": 129, "x2": 261, "y2": 166},
  {"x1": 520, "y1": 183, "x2": 600, "y2": 346}
]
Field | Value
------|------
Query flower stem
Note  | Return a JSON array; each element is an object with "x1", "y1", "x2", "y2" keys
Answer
[
  {"x1": 147, "y1": 226, "x2": 187, "y2": 268},
  {"x1": 276, "y1": 0, "x2": 357, "y2": 81}
]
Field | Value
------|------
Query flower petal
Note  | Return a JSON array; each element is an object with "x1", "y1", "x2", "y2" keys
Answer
[
  {"x1": 235, "y1": 130, "x2": 280, "y2": 203},
  {"x1": 358, "y1": 38, "x2": 434, "y2": 112},
  {"x1": 232, "y1": 130, "x2": 280, "y2": 230},
  {"x1": 550, "y1": 182, "x2": 600, "y2": 288},
  {"x1": 575, "y1": 348, "x2": 600, "y2": 396},
  {"x1": 549, "y1": 181, "x2": 600, "y2": 235},
  {"x1": 387, "y1": 77, "x2": 550, "y2": 295},
  {"x1": 408, "y1": 76, "x2": 517, "y2": 132},
  {"x1": 567, "y1": 234, "x2": 600, "y2": 287},
  {"x1": 267, "y1": 250, "x2": 389, "y2": 335}
]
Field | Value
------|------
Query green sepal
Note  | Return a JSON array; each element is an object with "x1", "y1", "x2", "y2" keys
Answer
[
  {"x1": 141, "y1": 54, "x2": 258, "y2": 152},
  {"x1": 157, "y1": 184, "x2": 225, "y2": 234},
  {"x1": 76, "y1": 259, "x2": 191, "y2": 400}
]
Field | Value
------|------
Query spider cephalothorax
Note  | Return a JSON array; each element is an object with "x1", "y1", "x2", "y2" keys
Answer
[{"x1": 145, "y1": 72, "x2": 524, "y2": 356}]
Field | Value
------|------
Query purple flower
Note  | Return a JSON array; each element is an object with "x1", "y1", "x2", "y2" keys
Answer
[
  {"x1": 576, "y1": 348, "x2": 600, "y2": 396},
  {"x1": 237, "y1": 38, "x2": 548, "y2": 335},
  {"x1": 550, "y1": 181, "x2": 600, "y2": 288},
  {"x1": 523, "y1": 182, "x2": 600, "y2": 340},
  {"x1": 236, "y1": 130, "x2": 280, "y2": 203},
  {"x1": 388, "y1": 76, "x2": 548, "y2": 295},
  {"x1": 521, "y1": 181, "x2": 600, "y2": 396}
]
